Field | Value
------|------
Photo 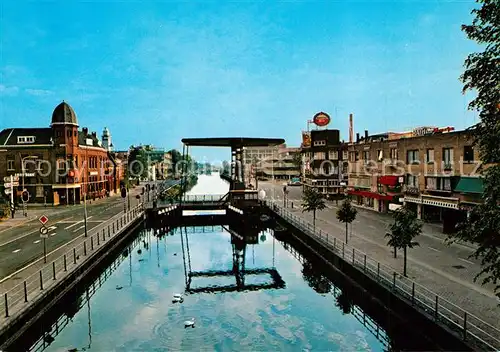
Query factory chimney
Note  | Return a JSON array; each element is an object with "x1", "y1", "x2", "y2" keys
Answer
[{"x1": 349, "y1": 114, "x2": 354, "y2": 144}]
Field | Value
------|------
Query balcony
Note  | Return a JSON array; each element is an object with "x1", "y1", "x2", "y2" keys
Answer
[
  {"x1": 443, "y1": 162, "x2": 453, "y2": 171},
  {"x1": 404, "y1": 186, "x2": 420, "y2": 196}
]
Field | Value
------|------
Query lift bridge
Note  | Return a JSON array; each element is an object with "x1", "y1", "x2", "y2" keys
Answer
[{"x1": 146, "y1": 137, "x2": 285, "y2": 218}]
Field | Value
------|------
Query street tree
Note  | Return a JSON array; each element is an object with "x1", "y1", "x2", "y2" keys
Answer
[
  {"x1": 336, "y1": 198, "x2": 357, "y2": 243},
  {"x1": 301, "y1": 188, "x2": 326, "y2": 230},
  {"x1": 447, "y1": 0, "x2": 500, "y2": 299},
  {"x1": 386, "y1": 205, "x2": 422, "y2": 277}
]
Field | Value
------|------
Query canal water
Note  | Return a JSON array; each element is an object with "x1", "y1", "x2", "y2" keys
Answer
[{"x1": 14, "y1": 175, "x2": 392, "y2": 351}]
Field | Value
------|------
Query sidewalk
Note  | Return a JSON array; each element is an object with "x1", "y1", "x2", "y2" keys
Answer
[{"x1": 278, "y1": 202, "x2": 500, "y2": 333}]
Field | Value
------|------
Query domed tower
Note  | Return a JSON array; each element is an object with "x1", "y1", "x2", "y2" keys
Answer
[
  {"x1": 51, "y1": 101, "x2": 79, "y2": 150},
  {"x1": 102, "y1": 127, "x2": 113, "y2": 151}
]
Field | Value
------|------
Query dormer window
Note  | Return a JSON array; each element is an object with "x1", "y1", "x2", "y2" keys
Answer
[
  {"x1": 313, "y1": 140, "x2": 326, "y2": 146},
  {"x1": 18, "y1": 136, "x2": 35, "y2": 144}
]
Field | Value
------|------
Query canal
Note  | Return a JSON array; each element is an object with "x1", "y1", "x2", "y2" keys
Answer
[{"x1": 8, "y1": 175, "x2": 432, "y2": 351}]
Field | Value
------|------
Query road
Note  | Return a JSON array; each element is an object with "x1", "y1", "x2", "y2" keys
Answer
[
  {"x1": 258, "y1": 181, "x2": 491, "y2": 293},
  {"x1": 0, "y1": 185, "x2": 144, "y2": 280}
]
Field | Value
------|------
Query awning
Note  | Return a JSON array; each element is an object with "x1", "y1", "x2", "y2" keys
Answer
[
  {"x1": 454, "y1": 177, "x2": 484, "y2": 194},
  {"x1": 348, "y1": 190, "x2": 395, "y2": 201},
  {"x1": 379, "y1": 175, "x2": 399, "y2": 186}
]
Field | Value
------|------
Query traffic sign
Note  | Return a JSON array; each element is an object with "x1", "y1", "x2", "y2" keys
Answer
[
  {"x1": 4, "y1": 188, "x2": 11, "y2": 195},
  {"x1": 4, "y1": 182, "x2": 19, "y2": 188},
  {"x1": 39, "y1": 215, "x2": 49, "y2": 225},
  {"x1": 3, "y1": 176, "x2": 19, "y2": 182},
  {"x1": 40, "y1": 226, "x2": 49, "y2": 237},
  {"x1": 22, "y1": 190, "x2": 30, "y2": 203}
]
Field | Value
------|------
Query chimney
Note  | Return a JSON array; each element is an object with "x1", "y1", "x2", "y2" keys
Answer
[
  {"x1": 364, "y1": 130, "x2": 369, "y2": 140},
  {"x1": 349, "y1": 114, "x2": 354, "y2": 144},
  {"x1": 91, "y1": 132, "x2": 97, "y2": 138},
  {"x1": 82, "y1": 127, "x2": 88, "y2": 136},
  {"x1": 356, "y1": 133, "x2": 360, "y2": 143}
]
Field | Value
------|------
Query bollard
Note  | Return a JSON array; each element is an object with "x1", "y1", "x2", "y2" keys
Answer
[
  {"x1": 412, "y1": 283, "x2": 415, "y2": 305},
  {"x1": 64, "y1": 255, "x2": 67, "y2": 271},
  {"x1": 73, "y1": 248, "x2": 77, "y2": 264},
  {"x1": 53, "y1": 262, "x2": 56, "y2": 280},
  {"x1": 40, "y1": 271, "x2": 43, "y2": 290},
  {"x1": 4, "y1": 293, "x2": 8, "y2": 317},
  {"x1": 24, "y1": 281, "x2": 28, "y2": 302},
  {"x1": 91, "y1": 236, "x2": 94, "y2": 250},
  {"x1": 84, "y1": 241, "x2": 87, "y2": 256},
  {"x1": 434, "y1": 295, "x2": 439, "y2": 320},
  {"x1": 463, "y1": 312, "x2": 467, "y2": 341}
]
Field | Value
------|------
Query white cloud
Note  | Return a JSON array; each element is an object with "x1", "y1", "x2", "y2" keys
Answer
[
  {"x1": 0, "y1": 84, "x2": 19, "y2": 96},
  {"x1": 25, "y1": 88, "x2": 53, "y2": 96}
]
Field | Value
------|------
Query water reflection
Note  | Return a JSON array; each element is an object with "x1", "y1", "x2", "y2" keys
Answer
[
  {"x1": 9, "y1": 223, "x2": 399, "y2": 352},
  {"x1": 179, "y1": 225, "x2": 285, "y2": 295}
]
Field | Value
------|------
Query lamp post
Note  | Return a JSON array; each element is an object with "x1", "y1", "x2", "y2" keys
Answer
[{"x1": 21, "y1": 155, "x2": 37, "y2": 216}]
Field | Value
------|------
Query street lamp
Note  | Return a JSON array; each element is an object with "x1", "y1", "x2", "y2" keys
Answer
[{"x1": 21, "y1": 155, "x2": 37, "y2": 216}]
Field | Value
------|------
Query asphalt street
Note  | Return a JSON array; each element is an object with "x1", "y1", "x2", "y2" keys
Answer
[
  {"x1": 0, "y1": 186, "x2": 144, "y2": 280},
  {"x1": 257, "y1": 181, "x2": 491, "y2": 293}
]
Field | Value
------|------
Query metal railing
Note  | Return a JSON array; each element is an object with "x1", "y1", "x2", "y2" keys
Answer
[
  {"x1": 267, "y1": 201, "x2": 500, "y2": 351},
  {"x1": 0, "y1": 204, "x2": 145, "y2": 326},
  {"x1": 182, "y1": 194, "x2": 227, "y2": 203}
]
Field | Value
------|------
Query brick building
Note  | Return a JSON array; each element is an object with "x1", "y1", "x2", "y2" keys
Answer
[
  {"x1": 302, "y1": 129, "x2": 348, "y2": 199},
  {"x1": 0, "y1": 101, "x2": 122, "y2": 205},
  {"x1": 347, "y1": 126, "x2": 484, "y2": 233}
]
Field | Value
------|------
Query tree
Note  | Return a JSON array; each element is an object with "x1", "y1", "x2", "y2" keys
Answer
[
  {"x1": 335, "y1": 291, "x2": 353, "y2": 315},
  {"x1": 301, "y1": 187, "x2": 326, "y2": 230},
  {"x1": 446, "y1": 0, "x2": 500, "y2": 299},
  {"x1": 386, "y1": 206, "x2": 422, "y2": 277},
  {"x1": 302, "y1": 260, "x2": 332, "y2": 294},
  {"x1": 336, "y1": 198, "x2": 357, "y2": 243}
]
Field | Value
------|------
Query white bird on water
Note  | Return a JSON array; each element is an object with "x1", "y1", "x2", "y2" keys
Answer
[
  {"x1": 172, "y1": 293, "x2": 184, "y2": 303},
  {"x1": 184, "y1": 318, "x2": 195, "y2": 328}
]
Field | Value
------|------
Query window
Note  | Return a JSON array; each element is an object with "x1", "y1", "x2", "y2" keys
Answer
[
  {"x1": 377, "y1": 149, "x2": 383, "y2": 162},
  {"x1": 464, "y1": 146, "x2": 474, "y2": 162},
  {"x1": 328, "y1": 150, "x2": 338, "y2": 160},
  {"x1": 407, "y1": 150, "x2": 419, "y2": 163},
  {"x1": 349, "y1": 152, "x2": 356, "y2": 162},
  {"x1": 426, "y1": 177, "x2": 437, "y2": 190},
  {"x1": 363, "y1": 151, "x2": 370, "y2": 161},
  {"x1": 407, "y1": 175, "x2": 418, "y2": 188},
  {"x1": 426, "y1": 149, "x2": 434, "y2": 163},
  {"x1": 313, "y1": 152, "x2": 325, "y2": 160},
  {"x1": 57, "y1": 160, "x2": 66, "y2": 170},
  {"x1": 17, "y1": 136, "x2": 35, "y2": 144},
  {"x1": 442, "y1": 148, "x2": 453, "y2": 169},
  {"x1": 7, "y1": 160, "x2": 14, "y2": 170},
  {"x1": 390, "y1": 148, "x2": 398, "y2": 160},
  {"x1": 313, "y1": 140, "x2": 326, "y2": 146},
  {"x1": 342, "y1": 151, "x2": 348, "y2": 160}
]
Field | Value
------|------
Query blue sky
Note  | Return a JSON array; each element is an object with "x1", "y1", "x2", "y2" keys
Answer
[{"x1": 0, "y1": 1, "x2": 479, "y2": 161}]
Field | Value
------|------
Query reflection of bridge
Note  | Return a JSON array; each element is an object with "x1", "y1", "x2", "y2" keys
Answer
[{"x1": 179, "y1": 225, "x2": 285, "y2": 295}]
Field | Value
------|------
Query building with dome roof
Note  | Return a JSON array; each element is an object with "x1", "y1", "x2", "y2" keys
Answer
[{"x1": 0, "y1": 101, "x2": 122, "y2": 205}]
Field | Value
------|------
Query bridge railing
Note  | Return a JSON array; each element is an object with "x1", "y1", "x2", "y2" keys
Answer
[
  {"x1": 182, "y1": 194, "x2": 227, "y2": 203},
  {"x1": 266, "y1": 201, "x2": 500, "y2": 351},
  {"x1": 0, "y1": 204, "x2": 145, "y2": 329}
]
